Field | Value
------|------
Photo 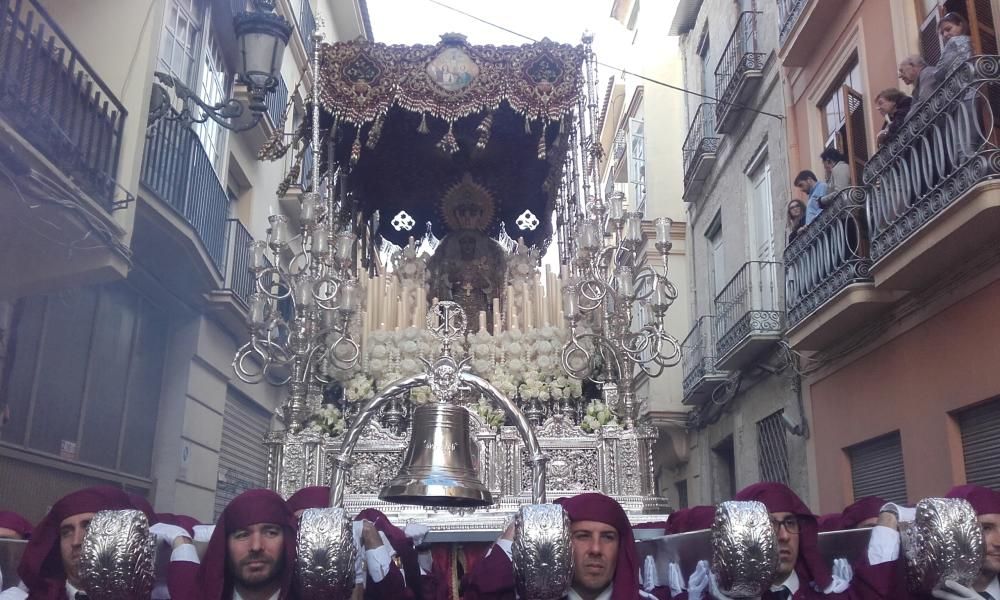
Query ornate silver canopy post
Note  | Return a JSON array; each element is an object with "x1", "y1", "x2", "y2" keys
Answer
[
  {"x1": 900, "y1": 497, "x2": 984, "y2": 593},
  {"x1": 78, "y1": 510, "x2": 156, "y2": 600},
  {"x1": 233, "y1": 25, "x2": 362, "y2": 433},
  {"x1": 710, "y1": 501, "x2": 778, "y2": 598},
  {"x1": 297, "y1": 302, "x2": 571, "y2": 597}
]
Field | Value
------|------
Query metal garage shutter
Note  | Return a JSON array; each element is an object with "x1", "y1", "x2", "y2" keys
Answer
[
  {"x1": 214, "y1": 388, "x2": 271, "y2": 519},
  {"x1": 958, "y1": 397, "x2": 1000, "y2": 491},
  {"x1": 848, "y1": 431, "x2": 907, "y2": 504}
]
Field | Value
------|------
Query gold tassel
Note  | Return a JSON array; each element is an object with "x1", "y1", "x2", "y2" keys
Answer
[
  {"x1": 476, "y1": 113, "x2": 493, "y2": 149},
  {"x1": 538, "y1": 129, "x2": 547, "y2": 160},
  {"x1": 450, "y1": 545, "x2": 460, "y2": 600},
  {"x1": 366, "y1": 114, "x2": 384, "y2": 149},
  {"x1": 350, "y1": 127, "x2": 362, "y2": 166},
  {"x1": 418, "y1": 112, "x2": 429, "y2": 134},
  {"x1": 437, "y1": 121, "x2": 459, "y2": 154},
  {"x1": 524, "y1": 114, "x2": 532, "y2": 134}
]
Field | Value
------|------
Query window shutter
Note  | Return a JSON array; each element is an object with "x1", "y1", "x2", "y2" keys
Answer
[
  {"x1": 966, "y1": 0, "x2": 998, "y2": 55},
  {"x1": 957, "y1": 398, "x2": 1000, "y2": 491},
  {"x1": 757, "y1": 410, "x2": 790, "y2": 485},
  {"x1": 920, "y1": 11, "x2": 942, "y2": 66},
  {"x1": 842, "y1": 86, "x2": 868, "y2": 185},
  {"x1": 215, "y1": 389, "x2": 272, "y2": 519},
  {"x1": 848, "y1": 431, "x2": 907, "y2": 504}
]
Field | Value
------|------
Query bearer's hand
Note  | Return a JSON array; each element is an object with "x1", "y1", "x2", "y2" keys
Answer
[
  {"x1": 931, "y1": 580, "x2": 982, "y2": 600},
  {"x1": 149, "y1": 523, "x2": 192, "y2": 549},
  {"x1": 361, "y1": 520, "x2": 383, "y2": 550},
  {"x1": 686, "y1": 560, "x2": 710, "y2": 600},
  {"x1": 666, "y1": 561, "x2": 684, "y2": 596}
]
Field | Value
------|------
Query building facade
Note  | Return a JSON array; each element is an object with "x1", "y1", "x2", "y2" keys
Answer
[
  {"x1": 601, "y1": 0, "x2": 693, "y2": 510},
  {"x1": 778, "y1": 0, "x2": 1000, "y2": 511},
  {"x1": 0, "y1": 0, "x2": 369, "y2": 522},
  {"x1": 671, "y1": 0, "x2": 809, "y2": 506}
]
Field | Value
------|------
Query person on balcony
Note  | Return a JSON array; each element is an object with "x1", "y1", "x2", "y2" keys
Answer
[
  {"x1": 786, "y1": 199, "x2": 807, "y2": 243},
  {"x1": 793, "y1": 171, "x2": 828, "y2": 226},
  {"x1": 820, "y1": 147, "x2": 852, "y2": 206},
  {"x1": 875, "y1": 89, "x2": 913, "y2": 148},
  {"x1": 898, "y1": 56, "x2": 937, "y2": 109},
  {"x1": 934, "y1": 12, "x2": 974, "y2": 85}
]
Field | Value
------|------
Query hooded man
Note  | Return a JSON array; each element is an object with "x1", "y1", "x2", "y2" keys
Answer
[
  {"x1": 0, "y1": 486, "x2": 132, "y2": 600},
  {"x1": 284, "y1": 486, "x2": 411, "y2": 599},
  {"x1": 839, "y1": 497, "x2": 885, "y2": 530},
  {"x1": 0, "y1": 511, "x2": 33, "y2": 591},
  {"x1": 168, "y1": 489, "x2": 296, "y2": 600},
  {"x1": 463, "y1": 492, "x2": 651, "y2": 600},
  {"x1": 929, "y1": 485, "x2": 1000, "y2": 600}
]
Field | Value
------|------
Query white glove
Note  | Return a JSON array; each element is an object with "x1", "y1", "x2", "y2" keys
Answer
[
  {"x1": 931, "y1": 580, "x2": 982, "y2": 600},
  {"x1": 824, "y1": 557, "x2": 853, "y2": 593},
  {"x1": 192, "y1": 525, "x2": 215, "y2": 542},
  {"x1": 666, "y1": 561, "x2": 684, "y2": 596},
  {"x1": 149, "y1": 523, "x2": 190, "y2": 547},
  {"x1": 641, "y1": 555, "x2": 659, "y2": 591},
  {"x1": 687, "y1": 560, "x2": 710, "y2": 600},
  {"x1": 880, "y1": 502, "x2": 916, "y2": 523},
  {"x1": 404, "y1": 522, "x2": 430, "y2": 546}
]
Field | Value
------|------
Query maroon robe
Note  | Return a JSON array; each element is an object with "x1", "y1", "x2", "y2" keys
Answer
[
  {"x1": 0, "y1": 511, "x2": 32, "y2": 539},
  {"x1": 17, "y1": 486, "x2": 132, "y2": 600},
  {"x1": 736, "y1": 482, "x2": 896, "y2": 600}
]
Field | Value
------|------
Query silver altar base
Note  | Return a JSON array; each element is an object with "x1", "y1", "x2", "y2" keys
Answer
[{"x1": 266, "y1": 413, "x2": 669, "y2": 526}]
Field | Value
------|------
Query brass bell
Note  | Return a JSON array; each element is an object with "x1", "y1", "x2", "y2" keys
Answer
[{"x1": 380, "y1": 402, "x2": 492, "y2": 507}]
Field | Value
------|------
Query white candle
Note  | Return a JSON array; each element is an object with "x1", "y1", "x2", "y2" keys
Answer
[
  {"x1": 492, "y1": 297, "x2": 501, "y2": 333},
  {"x1": 479, "y1": 311, "x2": 487, "y2": 332}
]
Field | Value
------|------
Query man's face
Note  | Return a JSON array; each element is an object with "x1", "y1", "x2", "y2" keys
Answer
[
  {"x1": 570, "y1": 520, "x2": 619, "y2": 595},
  {"x1": 227, "y1": 523, "x2": 286, "y2": 591},
  {"x1": 0, "y1": 527, "x2": 24, "y2": 540},
  {"x1": 980, "y1": 514, "x2": 1000, "y2": 576},
  {"x1": 770, "y1": 512, "x2": 800, "y2": 582},
  {"x1": 822, "y1": 159, "x2": 835, "y2": 178},
  {"x1": 898, "y1": 61, "x2": 920, "y2": 85},
  {"x1": 795, "y1": 179, "x2": 814, "y2": 195},
  {"x1": 59, "y1": 512, "x2": 95, "y2": 586}
]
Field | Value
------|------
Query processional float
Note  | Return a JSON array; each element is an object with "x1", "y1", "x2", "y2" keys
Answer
[{"x1": 58, "y1": 15, "x2": 987, "y2": 600}]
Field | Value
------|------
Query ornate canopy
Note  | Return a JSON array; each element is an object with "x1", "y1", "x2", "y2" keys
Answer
[{"x1": 274, "y1": 35, "x2": 587, "y2": 250}]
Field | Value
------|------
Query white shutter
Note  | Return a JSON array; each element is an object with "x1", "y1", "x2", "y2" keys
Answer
[
  {"x1": 848, "y1": 432, "x2": 907, "y2": 504},
  {"x1": 958, "y1": 398, "x2": 1000, "y2": 491},
  {"x1": 214, "y1": 388, "x2": 271, "y2": 519}
]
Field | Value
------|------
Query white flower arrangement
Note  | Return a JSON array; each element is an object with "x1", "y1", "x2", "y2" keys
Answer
[
  {"x1": 580, "y1": 399, "x2": 618, "y2": 433},
  {"x1": 470, "y1": 398, "x2": 505, "y2": 431},
  {"x1": 307, "y1": 404, "x2": 346, "y2": 437}
]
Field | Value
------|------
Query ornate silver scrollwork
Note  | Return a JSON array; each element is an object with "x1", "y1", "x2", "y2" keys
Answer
[
  {"x1": 710, "y1": 501, "x2": 778, "y2": 598},
  {"x1": 513, "y1": 503, "x2": 574, "y2": 600},
  {"x1": 901, "y1": 497, "x2": 984, "y2": 593},
  {"x1": 79, "y1": 509, "x2": 155, "y2": 600},
  {"x1": 295, "y1": 508, "x2": 357, "y2": 600}
]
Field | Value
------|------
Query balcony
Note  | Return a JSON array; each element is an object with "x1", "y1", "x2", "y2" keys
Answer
[
  {"x1": 297, "y1": 0, "x2": 316, "y2": 56},
  {"x1": 682, "y1": 103, "x2": 720, "y2": 202},
  {"x1": 714, "y1": 11, "x2": 766, "y2": 134},
  {"x1": 263, "y1": 75, "x2": 289, "y2": 132},
  {"x1": 140, "y1": 113, "x2": 229, "y2": 272},
  {"x1": 777, "y1": 0, "x2": 841, "y2": 67},
  {"x1": 864, "y1": 57, "x2": 1000, "y2": 291},
  {"x1": 681, "y1": 316, "x2": 729, "y2": 405},
  {"x1": 714, "y1": 261, "x2": 784, "y2": 371},
  {"x1": 0, "y1": 0, "x2": 126, "y2": 209},
  {"x1": 783, "y1": 187, "x2": 901, "y2": 350},
  {"x1": 222, "y1": 219, "x2": 255, "y2": 308}
]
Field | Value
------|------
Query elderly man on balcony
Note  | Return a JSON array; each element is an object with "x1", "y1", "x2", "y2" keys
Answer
[{"x1": 898, "y1": 55, "x2": 937, "y2": 109}]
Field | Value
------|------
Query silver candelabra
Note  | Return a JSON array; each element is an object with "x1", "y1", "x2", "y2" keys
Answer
[
  {"x1": 560, "y1": 191, "x2": 680, "y2": 427},
  {"x1": 233, "y1": 28, "x2": 362, "y2": 432}
]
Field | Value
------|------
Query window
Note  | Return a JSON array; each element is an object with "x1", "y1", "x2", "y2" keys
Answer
[
  {"x1": 676, "y1": 479, "x2": 689, "y2": 509},
  {"x1": 158, "y1": 0, "x2": 201, "y2": 85},
  {"x1": 1, "y1": 283, "x2": 167, "y2": 478},
  {"x1": 757, "y1": 410, "x2": 790, "y2": 485},
  {"x1": 820, "y1": 60, "x2": 868, "y2": 185},
  {"x1": 917, "y1": 1, "x2": 998, "y2": 63},
  {"x1": 194, "y1": 22, "x2": 229, "y2": 172},
  {"x1": 698, "y1": 31, "x2": 714, "y2": 98},
  {"x1": 627, "y1": 116, "x2": 646, "y2": 214},
  {"x1": 848, "y1": 431, "x2": 907, "y2": 504},
  {"x1": 956, "y1": 398, "x2": 1000, "y2": 491}
]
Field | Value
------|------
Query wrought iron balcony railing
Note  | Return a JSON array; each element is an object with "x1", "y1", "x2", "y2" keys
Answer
[
  {"x1": 714, "y1": 11, "x2": 766, "y2": 131},
  {"x1": 140, "y1": 113, "x2": 229, "y2": 271},
  {"x1": 778, "y1": 0, "x2": 808, "y2": 45},
  {"x1": 0, "y1": 0, "x2": 126, "y2": 209},
  {"x1": 223, "y1": 219, "x2": 255, "y2": 307},
  {"x1": 714, "y1": 261, "x2": 784, "y2": 362},
  {"x1": 682, "y1": 103, "x2": 720, "y2": 187},
  {"x1": 784, "y1": 187, "x2": 871, "y2": 329},
  {"x1": 681, "y1": 315, "x2": 726, "y2": 398},
  {"x1": 864, "y1": 56, "x2": 1000, "y2": 263}
]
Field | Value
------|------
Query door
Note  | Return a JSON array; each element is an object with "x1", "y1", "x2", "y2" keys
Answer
[{"x1": 749, "y1": 162, "x2": 776, "y2": 311}]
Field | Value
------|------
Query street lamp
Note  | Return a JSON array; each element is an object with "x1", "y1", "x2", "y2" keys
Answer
[{"x1": 149, "y1": 0, "x2": 293, "y2": 131}]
